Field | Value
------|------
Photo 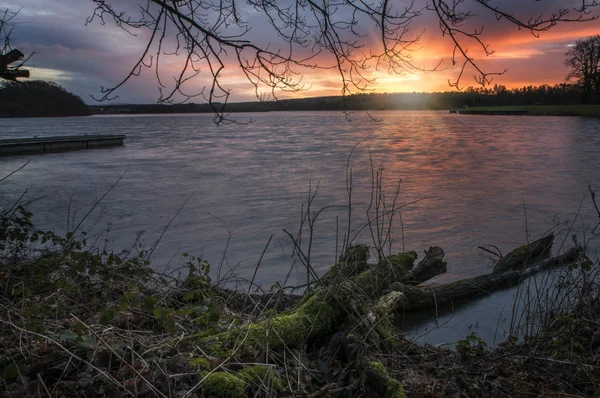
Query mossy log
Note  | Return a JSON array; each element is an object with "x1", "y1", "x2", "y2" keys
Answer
[
  {"x1": 197, "y1": 238, "x2": 576, "y2": 397},
  {"x1": 385, "y1": 240, "x2": 583, "y2": 312},
  {"x1": 363, "y1": 360, "x2": 406, "y2": 398},
  {"x1": 201, "y1": 365, "x2": 282, "y2": 397},
  {"x1": 493, "y1": 234, "x2": 554, "y2": 272},
  {"x1": 398, "y1": 246, "x2": 447, "y2": 285},
  {"x1": 204, "y1": 246, "x2": 447, "y2": 352}
]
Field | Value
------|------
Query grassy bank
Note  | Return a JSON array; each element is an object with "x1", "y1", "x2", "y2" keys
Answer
[
  {"x1": 2, "y1": 201, "x2": 600, "y2": 397},
  {"x1": 457, "y1": 104, "x2": 600, "y2": 117}
]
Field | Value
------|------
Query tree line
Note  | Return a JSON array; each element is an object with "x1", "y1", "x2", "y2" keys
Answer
[
  {"x1": 90, "y1": 82, "x2": 592, "y2": 115},
  {"x1": 566, "y1": 35, "x2": 600, "y2": 104},
  {"x1": 0, "y1": 81, "x2": 90, "y2": 118}
]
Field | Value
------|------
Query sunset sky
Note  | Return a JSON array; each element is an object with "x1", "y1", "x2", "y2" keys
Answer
[{"x1": 5, "y1": 0, "x2": 600, "y2": 103}]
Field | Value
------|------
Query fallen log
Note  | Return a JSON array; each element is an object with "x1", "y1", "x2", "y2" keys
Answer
[
  {"x1": 384, "y1": 244, "x2": 583, "y2": 312},
  {"x1": 202, "y1": 246, "x2": 447, "y2": 352},
  {"x1": 193, "y1": 238, "x2": 573, "y2": 397},
  {"x1": 493, "y1": 233, "x2": 554, "y2": 272},
  {"x1": 399, "y1": 246, "x2": 447, "y2": 285}
]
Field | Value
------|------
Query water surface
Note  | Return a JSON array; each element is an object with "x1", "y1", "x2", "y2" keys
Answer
[{"x1": 1, "y1": 111, "x2": 599, "y2": 344}]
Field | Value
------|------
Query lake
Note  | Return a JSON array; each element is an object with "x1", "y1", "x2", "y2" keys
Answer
[{"x1": 1, "y1": 111, "x2": 599, "y2": 345}]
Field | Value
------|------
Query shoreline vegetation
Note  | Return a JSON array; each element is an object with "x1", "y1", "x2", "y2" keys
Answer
[
  {"x1": 0, "y1": 81, "x2": 89, "y2": 118},
  {"x1": 87, "y1": 83, "x2": 599, "y2": 117},
  {"x1": 2, "y1": 80, "x2": 599, "y2": 118},
  {"x1": 2, "y1": 195, "x2": 600, "y2": 397},
  {"x1": 453, "y1": 105, "x2": 600, "y2": 117}
]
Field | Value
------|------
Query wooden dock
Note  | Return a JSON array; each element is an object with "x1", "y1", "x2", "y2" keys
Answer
[{"x1": 0, "y1": 134, "x2": 126, "y2": 156}]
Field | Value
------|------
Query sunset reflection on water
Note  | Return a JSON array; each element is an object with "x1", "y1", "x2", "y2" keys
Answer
[{"x1": 0, "y1": 111, "x2": 598, "y2": 290}]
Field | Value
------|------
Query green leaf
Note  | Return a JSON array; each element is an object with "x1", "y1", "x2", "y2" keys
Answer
[
  {"x1": 25, "y1": 321, "x2": 45, "y2": 334},
  {"x1": 208, "y1": 310, "x2": 221, "y2": 323},
  {"x1": 153, "y1": 307, "x2": 170, "y2": 320},
  {"x1": 54, "y1": 330, "x2": 78, "y2": 342},
  {"x1": 3, "y1": 362, "x2": 24, "y2": 380},
  {"x1": 183, "y1": 292, "x2": 197, "y2": 302},
  {"x1": 118, "y1": 300, "x2": 129, "y2": 312},
  {"x1": 75, "y1": 322, "x2": 85, "y2": 340},
  {"x1": 193, "y1": 306, "x2": 209, "y2": 315},
  {"x1": 164, "y1": 317, "x2": 177, "y2": 333},
  {"x1": 143, "y1": 296, "x2": 158, "y2": 313},
  {"x1": 100, "y1": 307, "x2": 116, "y2": 325},
  {"x1": 75, "y1": 335, "x2": 97, "y2": 351},
  {"x1": 11, "y1": 285, "x2": 23, "y2": 296}
]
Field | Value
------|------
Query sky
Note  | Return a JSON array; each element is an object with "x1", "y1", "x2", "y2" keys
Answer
[{"x1": 4, "y1": 0, "x2": 600, "y2": 104}]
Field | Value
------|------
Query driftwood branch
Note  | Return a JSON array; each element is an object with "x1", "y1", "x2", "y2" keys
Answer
[
  {"x1": 493, "y1": 234, "x2": 554, "y2": 272},
  {"x1": 384, "y1": 236, "x2": 584, "y2": 312},
  {"x1": 400, "y1": 246, "x2": 447, "y2": 286}
]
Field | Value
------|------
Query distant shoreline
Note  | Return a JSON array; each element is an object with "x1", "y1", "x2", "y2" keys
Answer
[
  {"x1": 88, "y1": 104, "x2": 600, "y2": 117},
  {"x1": 452, "y1": 105, "x2": 600, "y2": 117},
  {"x1": 86, "y1": 86, "x2": 597, "y2": 116}
]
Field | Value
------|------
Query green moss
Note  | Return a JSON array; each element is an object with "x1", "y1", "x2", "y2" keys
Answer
[
  {"x1": 367, "y1": 361, "x2": 406, "y2": 398},
  {"x1": 509, "y1": 243, "x2": 531, "y2": 256},
  {"x1": 202, "y1": 372, "x2": 246, "y2": 398},
  {"x1": 354, "y1": 251, "x2": 417, "y2": 297},
  {"x1": 201, "y1": 340, "x2": 233, "y2": 359},
  {"x1": 322, "y1": 244, "x2": 370, "y2": 285},
  {"x1": 243, "y1": 294, "x2": 342, "y2": 349},
  {"x1": 202, "y1": 294, "x2": 342, "y2": 351},
  {"x1": 239, "y1": 366, "x2": 283, "y2": 390},
  {"x1": 189, "y1": 357, "x2": 211, "y2": 370},
  {"x1": 199, "y1": 250, "x2": 416, "y2": 355},
  {"x1": 386, "y1": 251, "x2": 418, "y2": 272},
  {"x1": 339, "y1": 244, "x2": 370, "y2": 264},
  {"x1": 494, "y1": 235, "x2": 553, "y2": 272}
]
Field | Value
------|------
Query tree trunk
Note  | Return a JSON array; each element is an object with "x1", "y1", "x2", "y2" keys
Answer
[
  {"x1": 204, "y1": 235, "x2": 586, "y2": 354},
  {"x1": 384, "y1": 244, "x2": 582, "y2": 312},
  {"x1": 493, "y1": 234, "x2": 554, "y2": 272},
  {"x1": 194, "y1": 237, "x2": 584, "y2": 397},
  {"x1": 203, "y1": 246, "x2": 447, "y2": 352}
]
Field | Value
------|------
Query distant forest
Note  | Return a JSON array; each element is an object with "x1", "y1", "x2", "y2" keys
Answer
[
  {"x1": 0, "y1": 81, "x2": 90, "y2": 118},
  {"x1": 0, "y1": 81, "x2": 593, "y2": 117},
  {"x1": 91, "y1": 83, "x2": 590, "y2": 114}
]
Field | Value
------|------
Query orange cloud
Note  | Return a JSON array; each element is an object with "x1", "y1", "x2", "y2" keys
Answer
[{"x1": 267, "y1": 18, "x2": 600, "y2": 99}]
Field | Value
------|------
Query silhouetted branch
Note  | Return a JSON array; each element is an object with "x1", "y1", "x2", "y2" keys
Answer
[
  {"x1": 86, "y1": 0, "x2": 600, "y2": 121},
  {"x1": 0, "y1": 8, "x2": 31, "y2": 81}
]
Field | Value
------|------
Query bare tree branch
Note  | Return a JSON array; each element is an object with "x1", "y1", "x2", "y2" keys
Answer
[
  {"x1": 0, "y1": 8, "x2": 32, "y2": 81},
  {"x1": 85, "y1": 0, "x2": 600, "y2": 122}
]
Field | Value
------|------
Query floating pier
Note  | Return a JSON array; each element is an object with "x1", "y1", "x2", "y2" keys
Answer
[{"x1": 0, "y1": 134, "x2": 126, "y2": 156}]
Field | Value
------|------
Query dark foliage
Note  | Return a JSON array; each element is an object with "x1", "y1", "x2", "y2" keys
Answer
[
  {"x1": 0, "y1": 80, "x2": 90, "y2": 118},
  {"x1": 91, "y1": 83, "x2": 587, "y2": 115},
  {"x1": 566, "y1": 35, "x2": 600, "y2": 104}
]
